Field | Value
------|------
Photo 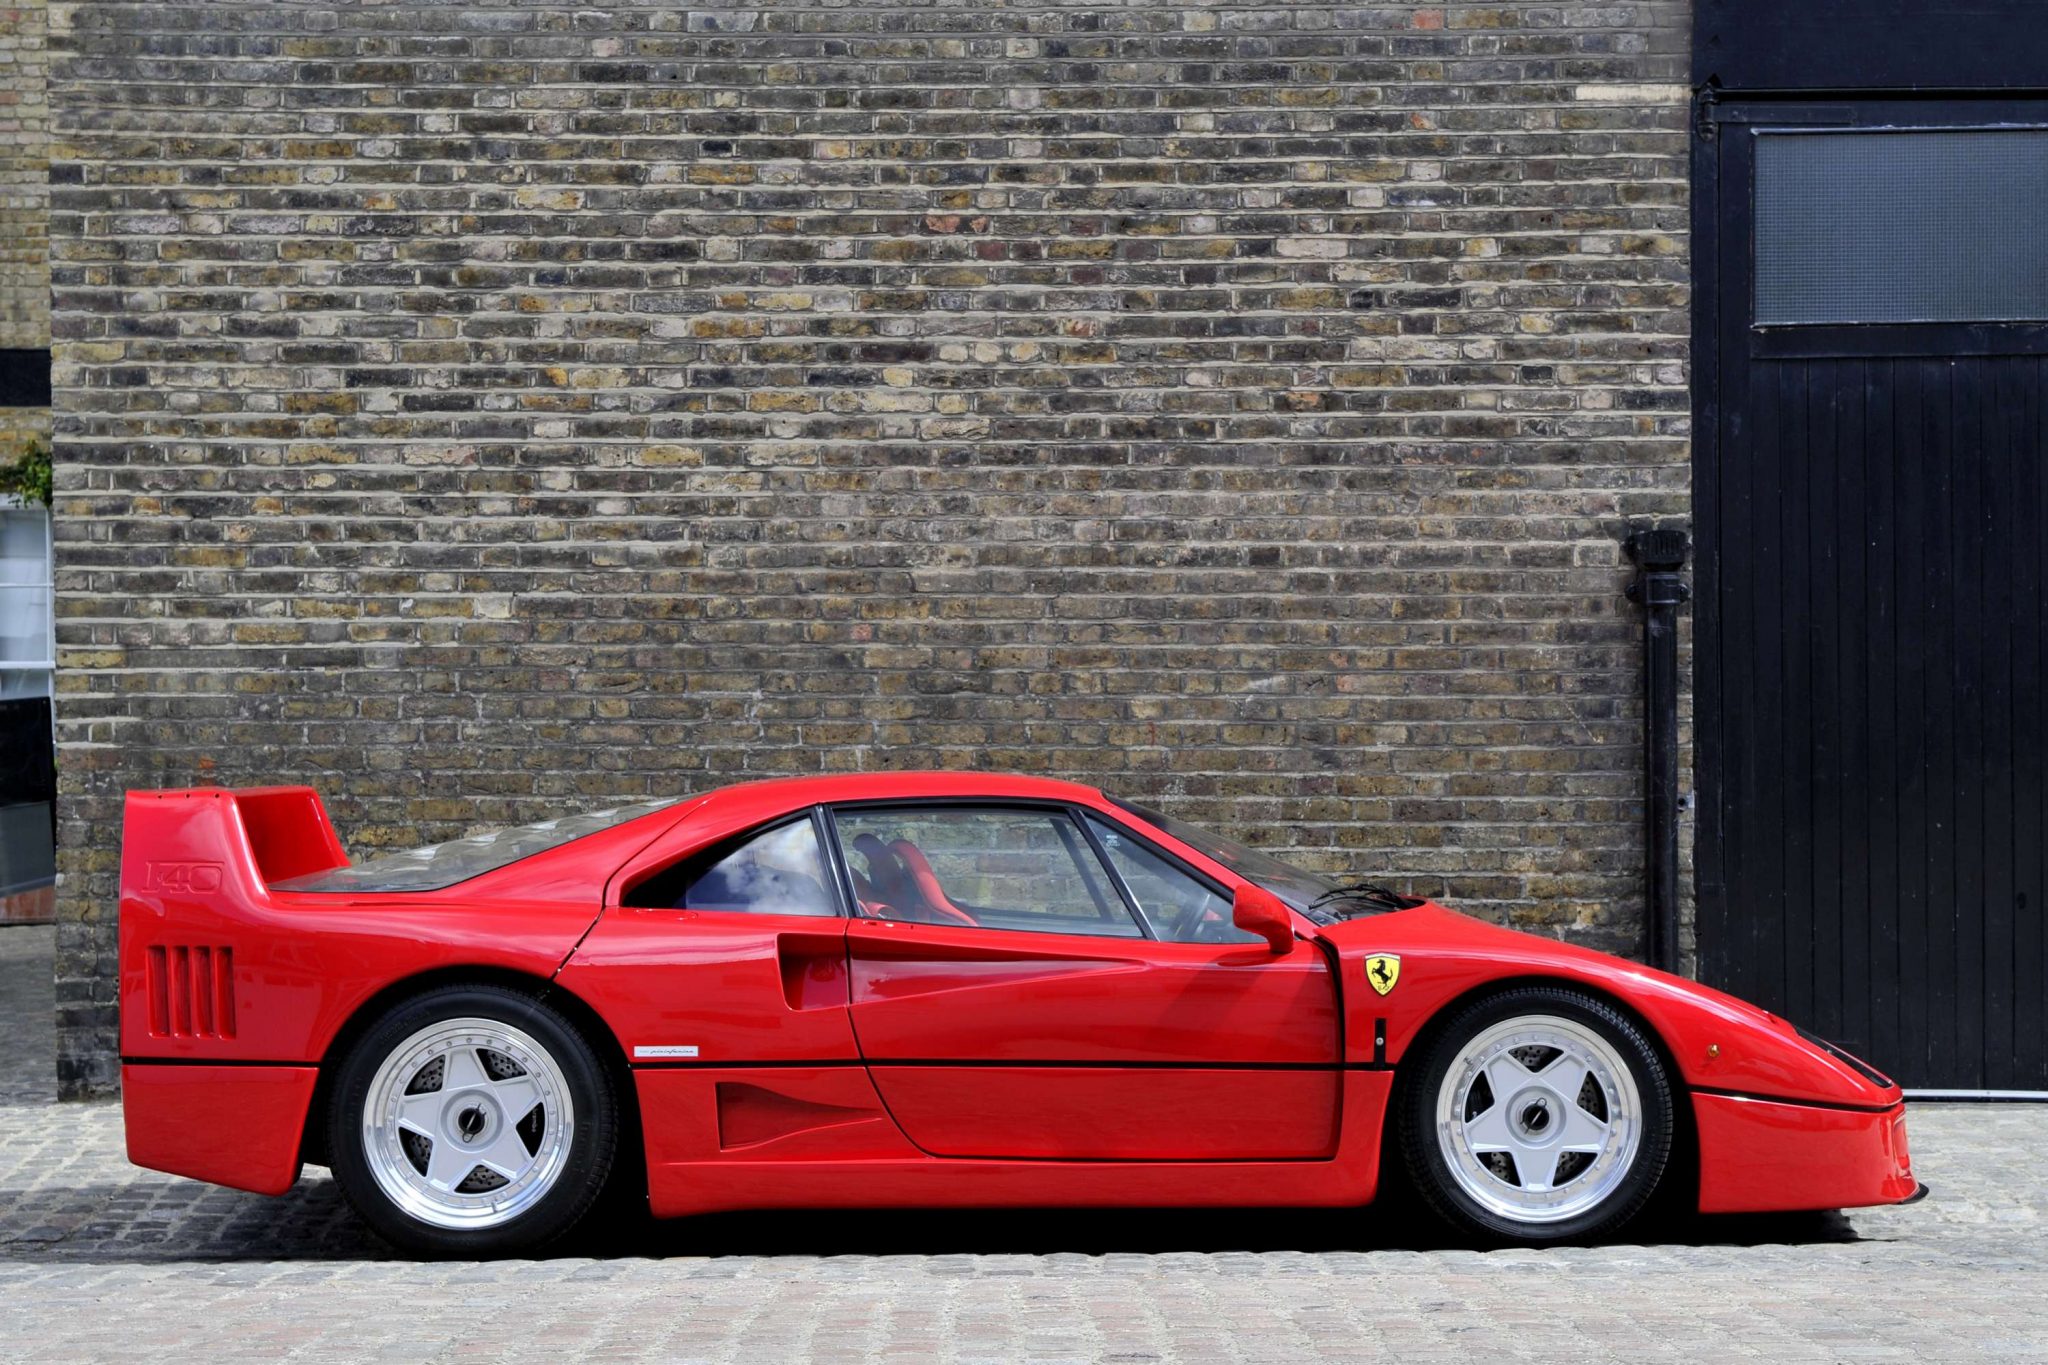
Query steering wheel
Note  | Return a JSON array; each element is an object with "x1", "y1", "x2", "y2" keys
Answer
[
  {"x1": 1145, "y1": 887, "x2": 1229, "y2": 943},
  {"x1": 1185, "y1": 902, "x2": 1243, "y2": 943}
]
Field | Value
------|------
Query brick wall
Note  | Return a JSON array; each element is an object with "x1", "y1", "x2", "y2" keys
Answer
[
  {"x1": 48, "y1": 1, "x2": 1691, "y2": 1097},
  {"x1": 0, "y1": 0, "x2": 48, "y2": 448}
]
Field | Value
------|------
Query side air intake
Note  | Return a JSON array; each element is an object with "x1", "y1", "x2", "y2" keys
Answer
[{"x1": 145, "y1": 944, "x2": 237, "y2": 1040}]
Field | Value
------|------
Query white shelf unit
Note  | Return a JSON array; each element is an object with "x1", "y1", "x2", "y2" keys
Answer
[{"x1": 0, "y1": 497, "x2": 54, "y2": 707}]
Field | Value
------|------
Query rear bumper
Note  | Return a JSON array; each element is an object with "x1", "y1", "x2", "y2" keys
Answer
[
  {"x1": 1693, "y1": 1090, "x2": 1916, "y2": 1215},
  {"x1": 123, "y1": 1062, "x2": 317, "y2": 1197}
]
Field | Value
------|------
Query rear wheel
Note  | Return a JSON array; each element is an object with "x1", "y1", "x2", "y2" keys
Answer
[
  {"x1": 1401, "y1": 986, "x2": 1672, "y2": 1244},
  {"x1": 328, "y1": 984, "x2": 617, "y2": 1257}
]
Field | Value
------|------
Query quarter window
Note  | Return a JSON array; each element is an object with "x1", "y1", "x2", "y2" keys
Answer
[
  {"x1": 626, "y1": 817, "x2": 839, "y2": 916},
  {"x1": 831, "y1": 806, "x2": 1141, "y2": 938}
]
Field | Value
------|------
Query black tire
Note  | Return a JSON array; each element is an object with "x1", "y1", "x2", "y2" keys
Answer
[
  {"x1": 328, "y1": 983, "x2": 619, "y2": 1257},
  {"x1": 1399, "y1": 985, "x2": 1673, "y2": 1245}
]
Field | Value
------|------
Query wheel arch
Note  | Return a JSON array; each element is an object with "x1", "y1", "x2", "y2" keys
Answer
[
  {"x1": 1380, "y1": 972, "x2": 1701, "y2": 1215},
  {"x1": 299, "y1": 964, "x2": 642, "y2": 1191}
]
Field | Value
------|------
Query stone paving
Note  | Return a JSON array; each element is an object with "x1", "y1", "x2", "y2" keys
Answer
[{"x1": 0, "y1": 923, "x2": 2043, "y2": 1361}]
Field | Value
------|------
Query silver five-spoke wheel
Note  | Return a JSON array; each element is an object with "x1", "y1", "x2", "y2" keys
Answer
[
  {"x1": 1403, "y1": 987, "x2": 1672, "y2": 1243},
  {"x1": 363, "y1": 1018, "x2": 575, "y2": 1230},
  {"x1": 1436, "y1": 1015, "x2": 1640, "y2": 1224},
  {"x1": 331, "y1": 985, "x2": 617, "y2": 1256}
]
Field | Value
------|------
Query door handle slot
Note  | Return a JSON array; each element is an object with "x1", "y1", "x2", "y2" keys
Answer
[{"x1": 776, "y1": 931, "x2": 849, "y2": 1011}]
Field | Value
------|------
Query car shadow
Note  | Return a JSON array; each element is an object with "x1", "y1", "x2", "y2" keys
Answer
[
  {"x1": 585, "y1": 1205, "x2": 1860, "y2": 1260},
  {"x1": 0, "y1": 1172, "x2": 1860, "y2": 1265}
]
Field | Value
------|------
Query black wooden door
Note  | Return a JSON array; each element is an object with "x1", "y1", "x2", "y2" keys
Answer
[{"x1": 1697, "y1": 100, "x2": 2048, "y2": 1093}]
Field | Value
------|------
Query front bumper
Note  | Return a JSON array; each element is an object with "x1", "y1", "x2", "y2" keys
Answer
[{"x1": 1693, "y1": 1091, "x2": 1916, "y2": 1215}]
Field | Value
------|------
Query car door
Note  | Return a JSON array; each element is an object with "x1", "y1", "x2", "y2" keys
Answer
[
  {"x1": 829, "y1": 802, "x2": 1343, "y2": 1160},
  {"x1": 558, "y1": 809, "x2": 858, "y2": 1064}
]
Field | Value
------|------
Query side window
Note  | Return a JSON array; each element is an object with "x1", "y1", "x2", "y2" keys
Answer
[
  {"x1": 831, "y1": 806, "x2": 1141, "y2": 938},
  {"x1": 1084, "y1": 814, "x2": 1255, "y2": 945},
  {"x1": 625, "y1": 817, "x2": 840, "y2": 916}
]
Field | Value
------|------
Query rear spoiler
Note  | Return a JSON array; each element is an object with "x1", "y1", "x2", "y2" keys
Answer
[
  {"x1": 121, "y1": 786, "x2": 350, "y2": 901},
  {"x1": 118, "y1": 787, "x2": 350, "y2": 1058}
]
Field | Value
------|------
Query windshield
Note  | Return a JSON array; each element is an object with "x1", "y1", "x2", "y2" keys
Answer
[
  {"x1": 1107, "y1": 796, "x2": 1359, "y2": 919},
  {"x1": 274, "y1": 799, "x2": 679, "y2": 894}
]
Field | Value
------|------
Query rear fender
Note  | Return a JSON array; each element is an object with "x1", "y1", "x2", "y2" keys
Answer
[{"x1": 119, "y1": 788, "x2": 606, "y2": 1065}]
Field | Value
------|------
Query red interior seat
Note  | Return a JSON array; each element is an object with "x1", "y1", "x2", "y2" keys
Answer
[
  {"x1": 887, "y1": 840, "x2": 978, "y2": 926},
  {"x1": 848, "y1": 832, "x2": 907, "y2": 918}
]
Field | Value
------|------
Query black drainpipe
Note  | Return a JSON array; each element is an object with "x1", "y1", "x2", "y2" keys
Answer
[{"x1": 1625, "y1": 526, "x2": 1689, "y2": 973}]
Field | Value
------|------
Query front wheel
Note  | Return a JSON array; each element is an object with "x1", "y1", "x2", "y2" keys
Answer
[
  {"x1": 328, "y1": 984, "x2": 618, "y2": 1257},
  {"x1": 1401, "y1": 986, "x2": 1673, "y2": 1243}
]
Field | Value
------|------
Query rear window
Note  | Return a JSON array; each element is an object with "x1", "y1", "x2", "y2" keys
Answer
[{"x1": 273, "y1": 799, "x2": 678, "y2": 894}]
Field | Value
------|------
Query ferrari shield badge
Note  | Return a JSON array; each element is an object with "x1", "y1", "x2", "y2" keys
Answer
[{"x1": 1364, "y1": 953, "x2": 1401, "y2": 996}]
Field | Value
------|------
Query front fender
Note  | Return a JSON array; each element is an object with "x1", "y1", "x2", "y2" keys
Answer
[{"x1": 1318, "y1": 905, "x2": 1900, "y2": 1109}]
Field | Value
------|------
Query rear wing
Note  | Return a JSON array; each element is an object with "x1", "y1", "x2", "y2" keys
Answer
[
  {"x1": 122, "y1": 786, "x2": 349, "y2": 902},
  {"x1": 119, "y1": 787, "x2": 350, "y2": 1055}
]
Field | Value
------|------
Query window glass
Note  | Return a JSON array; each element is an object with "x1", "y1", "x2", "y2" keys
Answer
[
  {"x1": 1084, "y1": 814, "x2": 1254, "y2": 945},
  {"x1": 1755, "y1": 128, "x2": 2048, "y2": 326},
  {"x1": 278, "y1": 799, "x2": 677, "y2": 894},
  {"x1": 629, "y1": 817, "x2": 839, "y2": 916},
  {"x1": 1107, "y1": 795, "x2": 1342, "y2": 914},
  {"x1": 832, "y1": 806, "x2": 1140, "y2": 938}
]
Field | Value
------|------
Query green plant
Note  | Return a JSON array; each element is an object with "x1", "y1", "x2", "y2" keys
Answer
[{"x1": 0, "y1": 438, "x2": 51, "y2": 508}]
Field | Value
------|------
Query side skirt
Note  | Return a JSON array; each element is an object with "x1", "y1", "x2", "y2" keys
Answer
[{"x1": 635, "y1": 1066, "x2": 1393, "y2": 1219}]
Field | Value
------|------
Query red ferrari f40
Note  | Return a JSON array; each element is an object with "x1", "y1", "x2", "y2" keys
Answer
[{"x1": 118, "y1": 773, "x2": 1920, "y2": 1254}]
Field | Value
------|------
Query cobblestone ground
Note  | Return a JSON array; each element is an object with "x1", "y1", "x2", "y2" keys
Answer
[{"x1": 1, "y1": 926, "x2": 2043, "y2": 1362}]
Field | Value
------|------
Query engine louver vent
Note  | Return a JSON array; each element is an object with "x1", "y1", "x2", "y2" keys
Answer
[{"x1": 145, "y1": 944, "x2": 236, "y2": 1039}]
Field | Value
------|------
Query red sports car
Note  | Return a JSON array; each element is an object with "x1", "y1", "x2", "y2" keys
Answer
[{"x1": 119, "y1": 773, "x2": 1919, "y2": 1255}]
